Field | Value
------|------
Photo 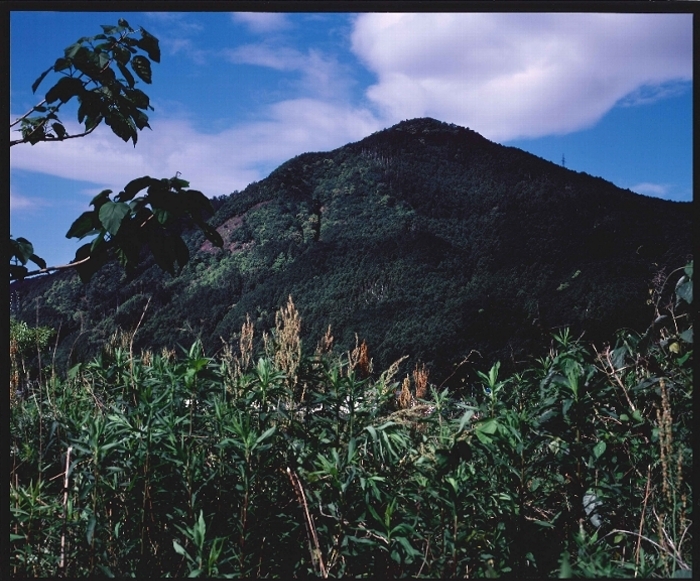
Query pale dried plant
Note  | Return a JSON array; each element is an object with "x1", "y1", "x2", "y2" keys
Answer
[
  {"x1": 221, "y1": 315, "x2": 256, "y2": 395},
  {"x1": 413, "y1": 363, "x2": 429, "y2": 400},
  {"x1": 316, "y1": 325, "x2": 334, "y2": 356},
  {"x1": 262, "y1": 330, "x2": 273, "y2": 359},
  {"x1": 160, "y1": 347, "x2": 176, "y2": 362},
  {"x1": 106, "y1": 328, "x2": 130, "y2": 357},
  {"x1": 140, "y1": 349, "x2": 153, "y2": 367},
  {"x1": 398, "y1": 375, "x2": 413, "y2": 409},
  {"x1": 239, "y1": 314, "x2": 254, "y2": 371},
  {"x1": 348, "y1": 334, "x2": 373, "y2": 378},
  {"x1": 219, "y1": 337, "x2": 238, "y2": 395},
  {"x1": 10, "y1": 334, "x2": 21, "y2": 405},
  {"x1": 381, "y1": 355, "x2": 409, "y2": 386},
  {"x1": 656, "y1": 378, "x2": 673, "y2": 505},
  {"x1": 274, "y1": 296, "x2": 302, "y2": 387}
]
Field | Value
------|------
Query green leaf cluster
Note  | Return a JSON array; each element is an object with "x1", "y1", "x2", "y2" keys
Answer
[
  {"x1": 17, "y1": 19, "x2": 158, "y2": 147},
  {"x1": 63, "y1": 175, "x2": 223, "y2": 282}
]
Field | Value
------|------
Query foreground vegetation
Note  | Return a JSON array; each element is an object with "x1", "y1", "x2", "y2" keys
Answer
[{"x1": 10, "y1": 264, "x2": 692, "y2": 577}]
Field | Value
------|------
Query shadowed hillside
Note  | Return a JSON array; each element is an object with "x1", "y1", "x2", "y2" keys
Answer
[{"x1": 11, "y1": 117, "x2": 692, "y2": 384}]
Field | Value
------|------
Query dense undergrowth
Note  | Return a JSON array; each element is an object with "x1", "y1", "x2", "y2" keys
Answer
[{"x1": 9, "y1": 263, "x2": 692, "y2": 577}]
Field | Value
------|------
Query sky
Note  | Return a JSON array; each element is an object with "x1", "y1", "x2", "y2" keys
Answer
[{"x1": 9, "y1": 11, "x2": 693, "y2": 269}]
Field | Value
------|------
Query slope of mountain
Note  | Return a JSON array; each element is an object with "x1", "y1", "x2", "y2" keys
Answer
[{"x1": 12, "y1": 118, "x2": 692, "y2": 384}]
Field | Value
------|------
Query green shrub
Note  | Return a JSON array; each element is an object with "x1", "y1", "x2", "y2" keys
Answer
[{"x1": 9, "y1": 266, "x2": 693, "y2": 577}]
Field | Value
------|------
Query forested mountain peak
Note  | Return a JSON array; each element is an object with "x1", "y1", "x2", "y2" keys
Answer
[{"x1": 12, "y1": 118, "x2": 692, "y2": 385}]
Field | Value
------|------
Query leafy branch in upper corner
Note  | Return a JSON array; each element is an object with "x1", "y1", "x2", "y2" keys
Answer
[
  {"x1": 10, "y1": 18, "x2": 158, "y2": 147},
  {"x1": 9, "y1": 20, "x2": 223, "y2": 282}
]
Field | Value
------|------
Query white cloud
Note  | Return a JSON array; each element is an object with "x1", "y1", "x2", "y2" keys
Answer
[
  {"x1": 10, "y1": 189, "x2": 38, "y2": 212},
  {"x1": 630, "y1": 182, "x2": 670, "y2": 197},
  {"x1": 351, "y1": 13, "x2": 692, "y2": 142},
  {"x1": 225, "y1": 44, "x2": 354, "y2": 100},
  {"x1": 225, "y1": 43, "x2": 302, "y2": 70},
  {"x1": 163, "y1": 37, "x2": 210, "y2": 65},
  {"x1": 9, "y1": 101, "x2": 382, "y2": 199},
  {"x1": 230, "y1": 12, "x2": 290, "y2": 34}
]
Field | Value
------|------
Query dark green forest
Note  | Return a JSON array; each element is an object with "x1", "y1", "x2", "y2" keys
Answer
[
  {"x1": 10, "y1": 118, "x2": 693, "y2": 578},
  {"x1": 11, "y1": 118, "x2": 692, "y2": 386}
]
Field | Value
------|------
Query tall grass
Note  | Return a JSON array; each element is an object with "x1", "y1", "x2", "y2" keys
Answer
[{"x1": 9, "y1": 265, "x2": 693, "y2": 577}]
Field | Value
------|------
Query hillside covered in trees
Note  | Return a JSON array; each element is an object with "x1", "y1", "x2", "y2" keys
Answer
[{"x1": 11, "y1": 117, "x2": 692, "y2": 384}]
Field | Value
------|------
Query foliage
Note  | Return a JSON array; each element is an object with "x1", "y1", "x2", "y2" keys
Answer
[
  {"x1": 10, "y1": 20, "x2": 222, "y2": 282},
  {"x1": 64, "y1": 174, "x2": 224, "y2": 283},
  {"x1": 9, "y1": 270, "x2": 692, "y2": 576},
  {"x1": 10, "y1": 18, "x2": 158, "y2": 147}
]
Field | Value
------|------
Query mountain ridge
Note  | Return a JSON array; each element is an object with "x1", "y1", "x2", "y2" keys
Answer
[{"x1": 11, "y1": 117, "x2": 692, "y2": 385}]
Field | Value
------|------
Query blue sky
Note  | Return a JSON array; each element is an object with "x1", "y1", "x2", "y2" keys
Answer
[{"x1": 10, "y1": 11, "x2": 693, "y2": 269}]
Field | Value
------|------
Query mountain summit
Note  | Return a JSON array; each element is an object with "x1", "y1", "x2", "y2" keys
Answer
[{"x1": 13, "y1": 118, "x2": 692, "y2": 383}]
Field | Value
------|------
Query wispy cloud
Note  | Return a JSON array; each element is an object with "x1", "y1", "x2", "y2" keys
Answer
[
  {"x1": 10, "y1": 101, "x2": 381, "y2": 198},
  {"x1": 10, "y1": 189, "x2": 38, "y2": 212},
  {"x1": 230, "y1": 12, "x2": 291, "y2": 34},
  {"x1": 616, "y1": 80, "x2": 691, "y2": 107},
  {"x1": 225, "y1": 44, "x2": 355, "y2": 100},
  {"x1": 351, "y1": 13, "x2": 692, "y2": 142},
  {"x1": 630, "y1": 182, "x2": 670, "y2": 197}
]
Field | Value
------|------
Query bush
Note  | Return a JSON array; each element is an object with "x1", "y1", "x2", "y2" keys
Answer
[{"x1": 9, "y1": 264, "x2": 693, "y2": 577}]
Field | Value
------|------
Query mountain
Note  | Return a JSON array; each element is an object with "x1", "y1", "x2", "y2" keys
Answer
[{"x1": 12, "y1": 118, "x2": 692, "y2": 384}]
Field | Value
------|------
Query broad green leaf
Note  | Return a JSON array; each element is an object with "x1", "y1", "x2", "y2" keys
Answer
[
  {"x1": 119, "y1": 176, "x2": 157, "y2": 202},
  {"x1": 90, "y1": 189, "x2": 112, "y2": 208},
  {"x1": 679, "y1": 328, "x2": 693, "y2": 344},
  {"x1": 131, "y1": 55, "x2": 152, "y2": 83},
  {"x1": 11, "y1": 237, "x2": 34, "y2": 264},
  {"x1": 130, "y1": 108, "x2": 151, "y2": 130},
  {"x1": 124, "y1": 87, "x2": 150, "y2": 109},
  {"x1": 31, "y1": 66, "x2": 53, "y2": 94},
  {"x1": 255, "y1": 426, "x2": 276, "y2": 446},
  {"x1": 137, "y1": 28, "x2": 161, "y2": 62},
  {"x1": 64, "y1": 42, "x2": 83, "y2": 59},
  {"x1": 66, "y1": 211, "x2": 97, "y2": 239},
  {"x1": 475, "y1": 430, "x2": 492, "y2": 445},
  {"x1": 100, "y1": 24, "x2": 120, "y2": 35},
  {"x1": 558, "y1": 551, "x2": 572, "y2": 579},
  {"x1": 52, "y1": 122, "x2": 67, "y2": 139},
  {"x1": 116, "y1": 59, "x2": 135, "y2": 87},
  {"x1": 45, "y1": 76, "x2": 84, "y2": 104},
  {"x1": 675, "y1": 275, "x2": 692, "y2": 305},
  {"x1": 105, "y1": 112, "x2": 137, "y2": 144},
  {"x1": 476, "y1": 418, "x2": 498, "y2": 435},
  {"x1": 174, "y1": 236, "x2": 190, "y2": 269},
  {"x1": 29, "y1": 253, "x2": 47, "y2": 270},
  {"x1": 173, "y1": 539, "x2": 187, "y2": 556},
  {"x1": 200, "y1": 222, "x2": 224, "y2": 248},
  {"x1": 10, "y1": 264, "x2": 28, "y2": 281},
  {"x1": 592, "y1": 441, "x2": 606, "y2": 459},
  {"x1": 153, "y1": 207, "x2": 171, "y2": 225},
  {"x1": 99, "y1": 201, "x2": 130, "y2": 235},
  {"x1": 86, "y1": 515, "x2": 97, "y2": 544},
  {"x1": 53, "y1": 57, "x2": 71, "y2": 72},
  {"x1": 148, "y1": 232, "x2": 176, "y2": 275}
]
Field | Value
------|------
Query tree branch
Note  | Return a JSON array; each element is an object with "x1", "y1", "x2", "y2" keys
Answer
[
  {"x1": 19, "y1": 255, "x2": 93, "y2": 279},
  {"x1": 10, "y1": 123, "x2": 99, "y2": 147},
  {"x1": 9, "y1": 99, "x2": 48, "y2": 128}
]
